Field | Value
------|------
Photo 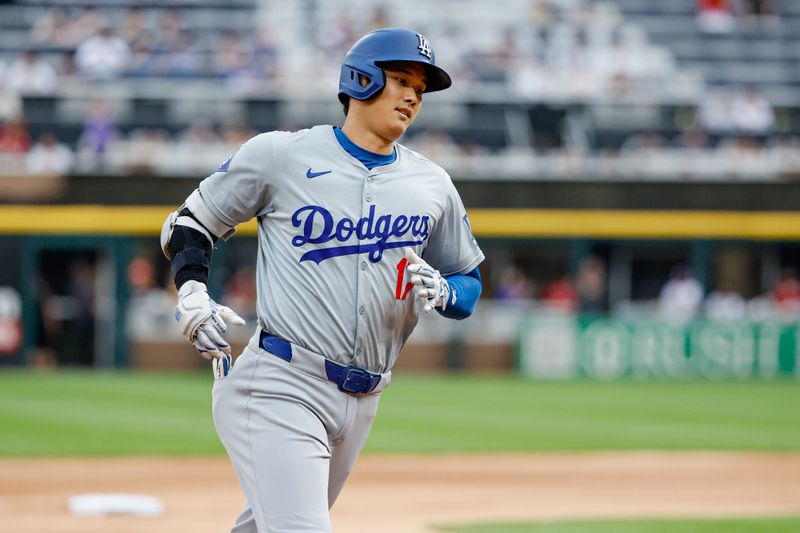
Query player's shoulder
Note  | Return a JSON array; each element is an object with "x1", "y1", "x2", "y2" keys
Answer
[
  {"x1": 396, "y1": 143, "x2": 451, "y2": 180},
  {"x1": 230, "y1": 127, "x2": 326, "y2": 164},
  {"x1": 245, "y1": 126, "x2": 321, "y2": 148}
]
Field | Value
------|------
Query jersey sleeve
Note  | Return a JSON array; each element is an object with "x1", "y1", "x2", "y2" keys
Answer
[
  {"x1": 423, "y1": 177, "x2": 485, "y2": 276},
  {"x1": 198, "y1": 133, "x2": 276, "y2": 228}
]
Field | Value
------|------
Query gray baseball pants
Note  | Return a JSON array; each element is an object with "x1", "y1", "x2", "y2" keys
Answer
[{"x1": 212, "y1": 334, "x2": 387, "y2": 533}]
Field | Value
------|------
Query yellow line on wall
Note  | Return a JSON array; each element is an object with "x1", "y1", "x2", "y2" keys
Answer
[
  {"x1": 0, "y1": 205, "x2": 799, "y2": 240},
  {"x1": 469, "y1": 209, "x2": 800, "y2": 239}
]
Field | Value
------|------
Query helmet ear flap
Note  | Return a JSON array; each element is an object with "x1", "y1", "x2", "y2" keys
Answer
[{"x1": 339, "y1": 62, "x2": 385, "y2": 102}]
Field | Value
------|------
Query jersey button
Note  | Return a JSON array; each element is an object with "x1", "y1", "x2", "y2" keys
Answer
[
  {"x1": 367, "y1": 176, "x2": 373, "y2": 183},
  {"x1": 359, "y1": 305, "x2": 365, "y2": 315},
  {"x1": 365, "y1": 193, "x2": 372, "y2": 202},
  {"x1": 360, "y1": 261, "x2": 367, "y2": 271}
]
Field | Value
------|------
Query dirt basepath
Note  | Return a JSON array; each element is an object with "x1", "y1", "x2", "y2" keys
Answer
[{"x1": 1, "y1": 453, "x2": 799, "y2": 533}]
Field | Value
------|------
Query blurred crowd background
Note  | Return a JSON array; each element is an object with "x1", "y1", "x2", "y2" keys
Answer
[
  {"x1": 1, "y1": 0, "x2": 798, "y2": 177},
  {"x1": 1, "y1": 0, "x2": 800, "y2": 374}
]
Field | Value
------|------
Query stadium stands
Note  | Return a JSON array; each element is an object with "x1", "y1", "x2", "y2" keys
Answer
[{"x1": 0, "y1": 0, "x2": 797, "y2": 180}]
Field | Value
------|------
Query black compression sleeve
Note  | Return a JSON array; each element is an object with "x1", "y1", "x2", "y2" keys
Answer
[{"x1": 167, "y1": 223, "x2": 213, "y2": 288}]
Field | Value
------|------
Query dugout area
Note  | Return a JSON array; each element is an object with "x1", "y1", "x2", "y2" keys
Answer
[{"x1": 3, "y1": 202, "x2": 800, "y2": 374}]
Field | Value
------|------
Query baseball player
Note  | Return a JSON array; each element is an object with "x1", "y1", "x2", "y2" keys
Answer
[{"x1": 161, "y1": 28, "x2": 484, "y2": 532}]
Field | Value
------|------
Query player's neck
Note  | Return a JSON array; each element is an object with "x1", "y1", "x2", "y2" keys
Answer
[{"x1": 340, "y1": 120, "x2": 395, "y2": 155}]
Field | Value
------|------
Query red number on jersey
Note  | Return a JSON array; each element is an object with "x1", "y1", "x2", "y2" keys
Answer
[{"x1": 395, "y1": 258, "x2": 414, "y2": 300}]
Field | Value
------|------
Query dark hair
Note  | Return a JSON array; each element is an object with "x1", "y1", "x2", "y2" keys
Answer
[{"x1": 342, "y1": 97, "x2": 350, "y2": 117}]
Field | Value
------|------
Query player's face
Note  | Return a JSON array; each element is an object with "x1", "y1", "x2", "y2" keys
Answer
[{"x1": 361, "y1": 62, "x2": 427, "y2": 142}]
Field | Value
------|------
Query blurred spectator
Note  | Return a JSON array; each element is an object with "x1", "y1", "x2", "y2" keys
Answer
[
  {"x1": 576, "y1": 255, "x2": 607, "y2": 312},
  {"x1": 70, "y1": 6, "x2": 109, "y2": 44},
  {"x1": 621, "y1": 131, "x2": 666, "y2": 155},
  {"x1": 730, "y1": 86, "x2": 774, "y2": 137},
  {"x1": 495, "y1": 265, "x2": 534, "y2": 302},
  {"x1": 369, "y1": 6, "x2": 392, "y2": 30},
  {"x1": 163, "y1": 30, "x2": 204, "y2": 77},
  {"x1": 126, "y1": 256, "x2": 177, "y2": 339},
  {"x1": 0, "y1": 114, "x2": 32, "y2": 154},
  {"x1": 159, "y1": 8, "x2": 185, "y2": 44},
  {"x1": 78, "y1": 98, "x2": 118, "y2": 156},
  {"x1": 127, "y1": 256, "x2": 156, "y2": 296},
  {"x1": 30, "y1": 7, "x2": 74, "y2": 46},
  {"x1": 540, "y1": 272, "x2": 577, "y2": 312},
  {"x1": 119, "y1": 6, "x2": 147, "y2": 45},
  {"x1": 56, "y1": 51, "x2": 80, "y2": 83},
  {"x1": 698, "y1": 89, "x2": 735, "y2": 136},
  {"x1": 407, "y1": 129, "x2": 462, "y2": 161},
  {"x1": 772, "y1": 267, "x2": 800, "y2": 314},
  {"x1": 315, "y1": 14, "x2": 356, "y2": 59},
  {"x1": 696, "y1": 0, "x2": 736, "y2": 34},
  {"x1": 219, "y1": 122, "x2": 256, "y2": 147},
  {"x1": 25, "y1": 133, "x2": 74, "y2": 175},
  {"x1": 743, "y1": 0, "x2": 779, "y2": 16},
  {"x1": 705, "y1": 284, "x2": 746, "y2": 322},
  {"x1": 123, "y1": 128, "x2": 171, "y2": 173},
  {"x1": 252, "y1": 28, "x2": 280, "y2": 81},
  {"x1": 179, "y1": 119, "x2": 220, "y2": 149},
  {"x1": 673, "y1": 125, "x2": 711, "y2": 150},
  {"x1": 0, "y1": 83, "x2": 22, "y2": 123},
  {"x1": 4, "y1": 51, "x2": 58, "y2": 95},
  {"x1": 127, "y1": 30, "x2": 159, "y2": 76},
  {"x1": 222, "y1": 266, "x2": 258, "y2": 321},
  {"x1": 658, "y1": 264, "x2": 703, "y2": 323},
  {"x1": 740, "y1": 0, "x2": 780, "y2": 30},
  {"x1": 213, "y1": 30, "x2": 252, "y2": 77},
  {"x1": 75, "y1": 27, "x2": 131, "y2": 80}
]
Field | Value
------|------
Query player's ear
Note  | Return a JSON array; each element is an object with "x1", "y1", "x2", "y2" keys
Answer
[{"x1": 357, "y1": 73, "x2": 370, "y2": 88}]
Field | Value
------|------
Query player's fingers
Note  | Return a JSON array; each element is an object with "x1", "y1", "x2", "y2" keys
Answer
[
  {"x1": 192, "y1": 339, "x2": 214, "y2": 360},
  {"x1": 196, "y1": 328, "x2": 227, "y2": 358},
  {"x1": 209, "y1": 308, "x2": 228, "y2": 335},
  {"x1": 418, "y1": 288, "x2": 435, "y2": 299},
  {"x1": 407, "y1": 264, "x2": 433, "y2": 275},
  {"x1": 199, "y1": 323, "x2": 230, "y2": 351},
  {"x1": 218, "y1": 305, "x2": 246, "y2": 326},
  {"x1": 404, "y1": 247, "x2": 425, "y2": 265},
  {"x1": 410, "y1": 274, "x2": 435, "y2": 288}
]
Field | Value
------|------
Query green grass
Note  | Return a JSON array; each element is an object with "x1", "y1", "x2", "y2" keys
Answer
[
  {"x1": 0, "y1": 370, "x2": 224, "y2": 455},
  {"x1": 437, "y1": 516, "x2": 800, "y2": 532},
  {"x1": 366, "y1": 374, "x2": 800, "y2": 453},
  {"x1": 0, "y1": 370, "x2": 798, "y2": 455}
]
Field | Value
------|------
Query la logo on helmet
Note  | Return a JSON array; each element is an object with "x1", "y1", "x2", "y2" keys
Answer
[{"x1": 417, "y1": 33, "x2": 432, "y2": 59}]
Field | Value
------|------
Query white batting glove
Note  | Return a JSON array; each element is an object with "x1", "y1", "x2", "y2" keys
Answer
[
  {"x1": 175, "y1": 280, "x2": 245, "y2": 363},
  {"x1": 405, "y1": 248, "x2": 451, "y2": 313}
]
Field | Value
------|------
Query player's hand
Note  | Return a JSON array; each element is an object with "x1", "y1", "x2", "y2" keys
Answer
[
  {"x1": 175, "y1": 280, "x2": 246, "y2": 362},
  {"x1": 404, "y1": 248, "x2": 451, "y2": 313}
]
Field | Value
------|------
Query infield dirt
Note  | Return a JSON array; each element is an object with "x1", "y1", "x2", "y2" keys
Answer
[{"x1": 1, "y1": 452, "x2": 799, "y2": 532}]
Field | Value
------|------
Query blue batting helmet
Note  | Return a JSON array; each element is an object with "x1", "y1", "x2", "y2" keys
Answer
[{"x1": 338, "y1": 28, "x2": 452, "y2": 105}]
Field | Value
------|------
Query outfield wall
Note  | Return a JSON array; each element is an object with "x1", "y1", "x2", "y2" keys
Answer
[{"x1": 518, "y1": 313, "x2": 800, "y2": 380}]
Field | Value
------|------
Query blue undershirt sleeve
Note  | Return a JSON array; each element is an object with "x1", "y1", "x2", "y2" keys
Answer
[{"x1": 437, "y1": 267, "x2": 482, "y2": 320}]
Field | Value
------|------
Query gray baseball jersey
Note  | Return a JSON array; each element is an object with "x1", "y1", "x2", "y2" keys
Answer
[{"x1": 197, "y1": 125, "x2": 484, "y2": 373}]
